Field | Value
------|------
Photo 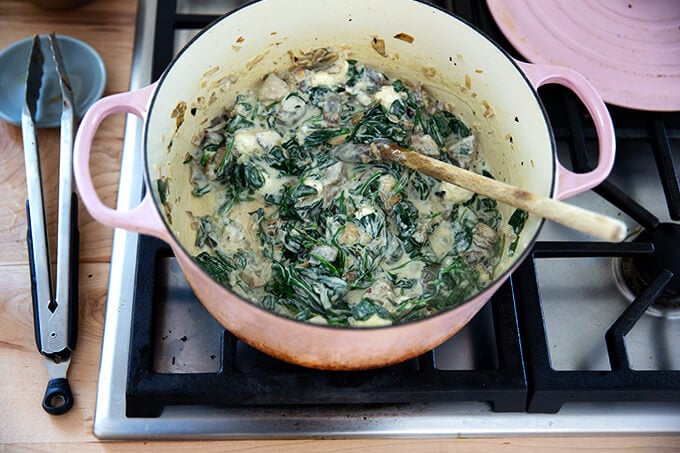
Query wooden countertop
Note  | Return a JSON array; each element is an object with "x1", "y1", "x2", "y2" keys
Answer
[{"x1": 0, "y1": 0, "x2": 677, "y2": 450}]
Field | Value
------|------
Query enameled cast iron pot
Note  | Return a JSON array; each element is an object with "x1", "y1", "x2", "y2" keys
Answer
[{"x1": 73, "y1": 0, "x2": 615, "y2": 370}]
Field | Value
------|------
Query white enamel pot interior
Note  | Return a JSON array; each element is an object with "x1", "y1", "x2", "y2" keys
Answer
[{"x1": 74, "y1": 0, "x2": 615, "y2": 370}]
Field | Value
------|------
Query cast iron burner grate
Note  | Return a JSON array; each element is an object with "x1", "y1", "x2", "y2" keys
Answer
[
  {"x1": 515, "y1": 88, "x2": 680, "y2": 413},
  {"x1": 125, "y1": 236, "x2": 527, "y2": 418}
]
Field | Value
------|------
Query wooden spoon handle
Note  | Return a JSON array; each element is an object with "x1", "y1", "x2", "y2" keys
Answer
[{"x1": 379, "y1": 145, "x2": 627, "y2": 242}]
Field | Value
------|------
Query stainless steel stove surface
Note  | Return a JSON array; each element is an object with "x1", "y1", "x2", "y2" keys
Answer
[{"x1": 93, "y1": 0, "x2": 680, "y2": 438}]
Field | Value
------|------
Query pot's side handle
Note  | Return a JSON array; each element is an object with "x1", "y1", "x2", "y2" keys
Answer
[
  {"x1": 516, "y1": 61, "x2": 616, "y2": 200},
  {"x1": 73, "y1": 83, "x2": 169, "y2": 241}
]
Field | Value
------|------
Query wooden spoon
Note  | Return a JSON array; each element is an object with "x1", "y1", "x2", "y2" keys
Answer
[{"x1": 373, "y1": 142, "x2": 627, "y2": 242}]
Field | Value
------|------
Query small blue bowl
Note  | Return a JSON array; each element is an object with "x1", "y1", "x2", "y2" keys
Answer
[{"x1": 0, "y1": 34, "x2": 106, "y2": 128}]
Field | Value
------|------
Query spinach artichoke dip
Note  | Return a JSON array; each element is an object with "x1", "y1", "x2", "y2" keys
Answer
[{"x1": 182, "y1": 48, "x2": 520, "y2": 327}]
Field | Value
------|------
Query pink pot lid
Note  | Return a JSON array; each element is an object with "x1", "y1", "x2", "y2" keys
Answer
[{"x1": 486, "y1": 0, "x2": 680, "y2": 111}]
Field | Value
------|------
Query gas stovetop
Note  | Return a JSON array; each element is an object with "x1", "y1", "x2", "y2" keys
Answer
[{"x1": 93, "y1": 0, "x2": 680, "y2": 438}]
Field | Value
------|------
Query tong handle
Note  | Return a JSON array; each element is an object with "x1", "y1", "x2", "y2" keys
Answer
[
  {"x1": 26, "y1": 200, "x2": 75, "y2": 414},
  {"x1": 26, "y1": 195, "x2": 79, "y2": 356},
  {"x1": 67, "y1": 193, "x2": 79, "y2": 351}
]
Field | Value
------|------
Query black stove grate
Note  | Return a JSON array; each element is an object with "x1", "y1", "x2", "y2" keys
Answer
[
  {"x1": 125, "y1": 0, "x2": 679, "y2": 417},
  {"x1": 515, "y1": 84, "x2": 680, "y2": 413},
  {"x1": 126, "y1": 235, "x2": 527, "y2": 418}
]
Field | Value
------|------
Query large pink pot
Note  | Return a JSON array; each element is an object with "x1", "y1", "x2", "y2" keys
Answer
[{"x1": 73, "y1": 0, "x2": 615, "y2": 370}]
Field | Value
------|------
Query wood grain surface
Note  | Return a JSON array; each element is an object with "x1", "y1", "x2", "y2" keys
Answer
[{"x1": 0, "y1": 0, "x2": 678, "y2": 451}]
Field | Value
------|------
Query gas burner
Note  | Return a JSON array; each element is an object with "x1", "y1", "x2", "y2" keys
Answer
[{"x1": 614, "y1": 223, "x2": 680, "y2": 318}]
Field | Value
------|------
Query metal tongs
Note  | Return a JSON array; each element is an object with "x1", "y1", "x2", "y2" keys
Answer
[{"x1": 21, "y1": 34, "x2": 79, "y2": 415}]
